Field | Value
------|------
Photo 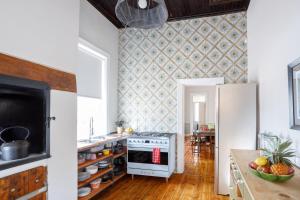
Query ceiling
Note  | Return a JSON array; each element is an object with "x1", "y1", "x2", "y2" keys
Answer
[{"x1": 87, "y1": 0, "x2": 250, "y2": 28}]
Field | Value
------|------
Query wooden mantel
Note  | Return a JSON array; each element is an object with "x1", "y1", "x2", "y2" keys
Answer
[{"x1": 0, "y1": 53, "x2": 76, "y2": 93}]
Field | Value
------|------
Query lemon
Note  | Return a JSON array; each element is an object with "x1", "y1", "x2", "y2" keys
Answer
[{"x1": 254, "y1": 156, "x2": 268, "y2": 166}]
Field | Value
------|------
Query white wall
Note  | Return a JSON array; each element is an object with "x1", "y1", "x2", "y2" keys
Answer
[
  {"x1": 184, "y1": 86, "x2": 216, "y2": 133},
  {"x1": 79, "y1": 0, "x2": 119, "y2": 132},
  {"x1": 248, "y1": 0, "x2": 300, "y2": 160},
  {"x1": 0, "y1": 0, "x2": 79, "y2": 199}
]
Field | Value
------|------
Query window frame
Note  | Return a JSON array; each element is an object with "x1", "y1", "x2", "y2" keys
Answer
[{"x1": 77, "y1": 38, "x2": 109, "y2": 137}]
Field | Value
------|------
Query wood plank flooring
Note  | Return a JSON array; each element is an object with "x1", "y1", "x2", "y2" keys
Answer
[{"x1": 94, "y1": 137, "x2": 228, "y2": 200}]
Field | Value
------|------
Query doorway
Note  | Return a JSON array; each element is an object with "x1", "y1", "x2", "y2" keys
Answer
[
  {"x1": 176, "y1": 77, "x2": 224, "y2": 173},
  {"x1": 184, "y1": 86, "x2": 216, "y2": 151}
]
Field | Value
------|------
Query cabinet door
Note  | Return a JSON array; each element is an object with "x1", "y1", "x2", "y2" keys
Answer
[
  {"x1": 0, "y1": 176, "x2": 9, "y2": 199},
  {"x1": 28, "y1": 167, "x2": 46, "y2": 193},
  {"x1": 9, "y1": 171, "x2": 29, "y2": 199}
]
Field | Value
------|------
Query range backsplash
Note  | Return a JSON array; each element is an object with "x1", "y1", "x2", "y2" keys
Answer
[{"x1": 118, "y1": 12, "x2": 247, "y2": 132}]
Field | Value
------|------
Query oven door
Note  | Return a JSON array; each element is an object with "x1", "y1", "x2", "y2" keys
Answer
[{"x1": 127, "y1": 146, "x2": 169, "y2": 171}]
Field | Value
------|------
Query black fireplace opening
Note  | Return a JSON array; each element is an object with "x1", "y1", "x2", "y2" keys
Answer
[{"x1": 0, "y1": 75, "x2": 51, "y2": 170}]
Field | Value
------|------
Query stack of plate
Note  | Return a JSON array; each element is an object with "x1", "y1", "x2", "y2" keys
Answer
[
  {"x1": 78, "y1": 171, "x2": 91, "y2": 182},
  {"x1": 98, "y1": 160, "x2": 109, "y2": 169}
]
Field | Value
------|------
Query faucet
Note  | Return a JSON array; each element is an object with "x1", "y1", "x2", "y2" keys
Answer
[{"x1": 89, "y1": 117, "x2": 94, "y2": 142}]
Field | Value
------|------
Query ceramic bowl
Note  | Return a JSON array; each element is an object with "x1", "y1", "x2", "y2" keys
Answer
[
  {"x1": 86, "y1": 165, "x2": 98, "y2": 175},
  {"x1": 103, "y1": 149, "x2": 110, "y2": 156},
  {"x1": 90, "y1": 178, "x2": 102, "y2": 189},
  {"x1": 248, "y1": 164, "x2": 294, "y2": 182},
  {"x1": 78, "y1": 187, "x2": 91, "y2": 197}
]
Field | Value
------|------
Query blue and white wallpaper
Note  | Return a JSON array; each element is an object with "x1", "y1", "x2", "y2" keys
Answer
[{"x1": 118, "y1": 12, "x2": 247, "y2": 132}]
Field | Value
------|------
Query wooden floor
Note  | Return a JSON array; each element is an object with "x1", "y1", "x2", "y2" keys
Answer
[{"x1": 95, "y1": 137, "x2": 228, "y2": 200}]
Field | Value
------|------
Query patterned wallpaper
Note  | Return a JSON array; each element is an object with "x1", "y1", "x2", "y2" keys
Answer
[{"x1": 118, "y1": 12, "x2": 247, "y2": 132}]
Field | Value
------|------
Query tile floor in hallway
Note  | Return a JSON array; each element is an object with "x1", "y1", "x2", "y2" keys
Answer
[{"x1": 95, "y1": 137, "x2": 229, "y2": 200}]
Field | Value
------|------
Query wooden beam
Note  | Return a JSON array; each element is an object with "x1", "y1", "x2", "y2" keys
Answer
[
  {"x1": 0, "y1": 53, "x2": 77, "y2": 93},
  {"x1": 88, "y1": 0, "x2": 124, "y2": 28},
  {"x1": 167, "y1": 7, "x2": 247, "y2": 22}
]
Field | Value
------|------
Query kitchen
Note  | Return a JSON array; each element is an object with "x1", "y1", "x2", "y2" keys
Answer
[{"x1": 0, "y1": 0, "x2": 300, "y2": 200}]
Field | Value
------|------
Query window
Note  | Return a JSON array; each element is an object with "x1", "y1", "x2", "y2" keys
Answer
[
  {"x1": 193, "y1": 94, "x2": 206, "y2": 125},
  {"x1": 77, "y1": 39, "x2": 108, "y2": 140}
]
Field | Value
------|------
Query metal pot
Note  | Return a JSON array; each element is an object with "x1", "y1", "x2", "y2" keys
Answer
[{"x1": 0, "y1": 126, "x2": 30, "y2": 161}]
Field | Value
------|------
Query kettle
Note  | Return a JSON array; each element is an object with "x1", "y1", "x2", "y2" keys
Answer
[{"x1": 0, "y1": 126, "x2": 30, "y2": 161}]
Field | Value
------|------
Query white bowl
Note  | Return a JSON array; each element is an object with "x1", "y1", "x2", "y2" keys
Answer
[
  {"x1": 86, "y1": 165, "x2": 98, "y2": 175},
  {"x1": 78, "y1": 187, "x2": 91, "y2": 197},
  {"x1": 90, "y1": 178, "x2": 102, "y2": 189}
]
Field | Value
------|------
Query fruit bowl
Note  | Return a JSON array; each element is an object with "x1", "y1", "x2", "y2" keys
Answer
[{"x1": 248, "y1": 162, "x2": 294, "y2": 182}]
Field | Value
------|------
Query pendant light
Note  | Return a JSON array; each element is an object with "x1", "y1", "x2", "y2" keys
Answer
[{"x1": 115, "y1": 0, "x2": 168, "y2": 29}]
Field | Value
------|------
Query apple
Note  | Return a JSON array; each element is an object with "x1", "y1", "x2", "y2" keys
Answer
[
  {"x1": 288, "y1": 167, "x2": 295, "y2": 175},
  {"x1": 249, "y1": 161, "x2": 258, "y2": 170},
  {"x1": 257, "y1": 165, "x2": 271, "y2": 174}
]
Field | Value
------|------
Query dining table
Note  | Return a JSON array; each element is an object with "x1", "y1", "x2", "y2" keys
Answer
[{"x1": 193, "y1": 130, "x2": 215, "y2": 145}]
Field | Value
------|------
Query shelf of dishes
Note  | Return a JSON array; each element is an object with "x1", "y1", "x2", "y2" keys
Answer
[
  {"x1": 78, "y1": 180, "x2": 113, "y2": 200},
  {"x1": 78, "y1": 141, "x2": 126, "y2": 169},
  {"x1": 78, "y1": 141, "x2": 127, "y2": 199},
  {"x1": 78, "y1": 172, "x2": 127, "y2": 200},
  {"x1": 78, "y1": 167, "x2": 113, "y2": 188}
]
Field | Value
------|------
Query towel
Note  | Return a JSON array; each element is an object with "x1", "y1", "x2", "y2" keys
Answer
[{"x1": 152, "y1": 148, "x2": 161, "y2": 164}]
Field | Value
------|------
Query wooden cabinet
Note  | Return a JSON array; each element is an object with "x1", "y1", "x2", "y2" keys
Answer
[
  {"x1": 28, "y1": 167, "x2": 46, "y2": 193},
  {"x1": 0, "y1": 174, "x2": 10, "y2": 199},
  {"x1": 0, "y1": 166, "x2": 47, "y2": 200},
  {"x1": 9, "y1": 171, "x2": 29, "y2": 199}
]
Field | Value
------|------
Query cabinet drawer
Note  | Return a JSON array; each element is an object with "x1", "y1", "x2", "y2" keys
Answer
[
  {"x1": 0, "y1": 175, "x2": 10, "y2": 199},
  {"x1": 8, "y1": 170, "x2": 29, "y2": 200},
  {"x1": 0, "y1": 166, "x2": 47, "y2": 200},
  {"x1": 28, "y1": 167, "x2": 46, "y2": 193}
]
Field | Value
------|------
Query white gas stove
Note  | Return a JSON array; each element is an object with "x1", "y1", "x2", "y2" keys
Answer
[{"x1": 127, "y1": 132, "x2": 176, "y2": 181}]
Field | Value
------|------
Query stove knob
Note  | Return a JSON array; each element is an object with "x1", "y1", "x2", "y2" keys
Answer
[
  {"x1": 165, "y1": 141, "x2": 168, "y2": 144},
  {"x1": 138, "y1": 140, "x2": 140, "y2": 143},
  {"x1": 160, "y1": 141, "x2": 163, "y2": 144}
]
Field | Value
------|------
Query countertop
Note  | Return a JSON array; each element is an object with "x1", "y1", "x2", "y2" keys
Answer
[
  {"x1": 231, "y1": 149, "x2": 300, "y2": 200},
  {"x1": 77, "y1": 133, "x2": 131, "y2": 152}
]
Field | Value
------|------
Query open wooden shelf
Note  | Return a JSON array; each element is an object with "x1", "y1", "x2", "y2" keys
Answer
[
  {"x1": 78, "y1": 154, "x2": 112, "y2": 170},
  {"x1": 113, "y1": 172, "x2": 127, "y2": 182},
  {"x1": 113, "y1": 151, "x2": 127, "y2": 159},
  {"x1": 78, "y1": 167, "x2": 113, "y2": 188},
  {"x1": 78, "y1": 180, "x2": 113, "y2": 200},
  {"x1": 78, "y1": 144, "x2": 127, "y2": 199}
]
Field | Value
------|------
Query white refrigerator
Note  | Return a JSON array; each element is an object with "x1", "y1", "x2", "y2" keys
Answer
[{"x1": 215, "y1": 83, "x2": 257, "y2": 195}]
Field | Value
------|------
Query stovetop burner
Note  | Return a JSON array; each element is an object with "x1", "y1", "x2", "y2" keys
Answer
[{"x1": 131, "y1": 132, "x2": 174, "y2": 138}]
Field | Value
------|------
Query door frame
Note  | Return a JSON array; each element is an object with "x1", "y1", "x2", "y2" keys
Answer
[{"x1": 176, "y1": 77, "x2": 224, "y2": 173}]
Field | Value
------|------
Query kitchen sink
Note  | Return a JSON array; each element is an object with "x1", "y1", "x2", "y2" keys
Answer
[
  {"x1": 77, "y1": 134, "x2": 125, "y2": 144},
  {"x1": 78, "y1": 138, "x2": 103, "y2": 144},
  {"x1": 91, "y1": 136, "x2": 106, "y2": 140}
]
